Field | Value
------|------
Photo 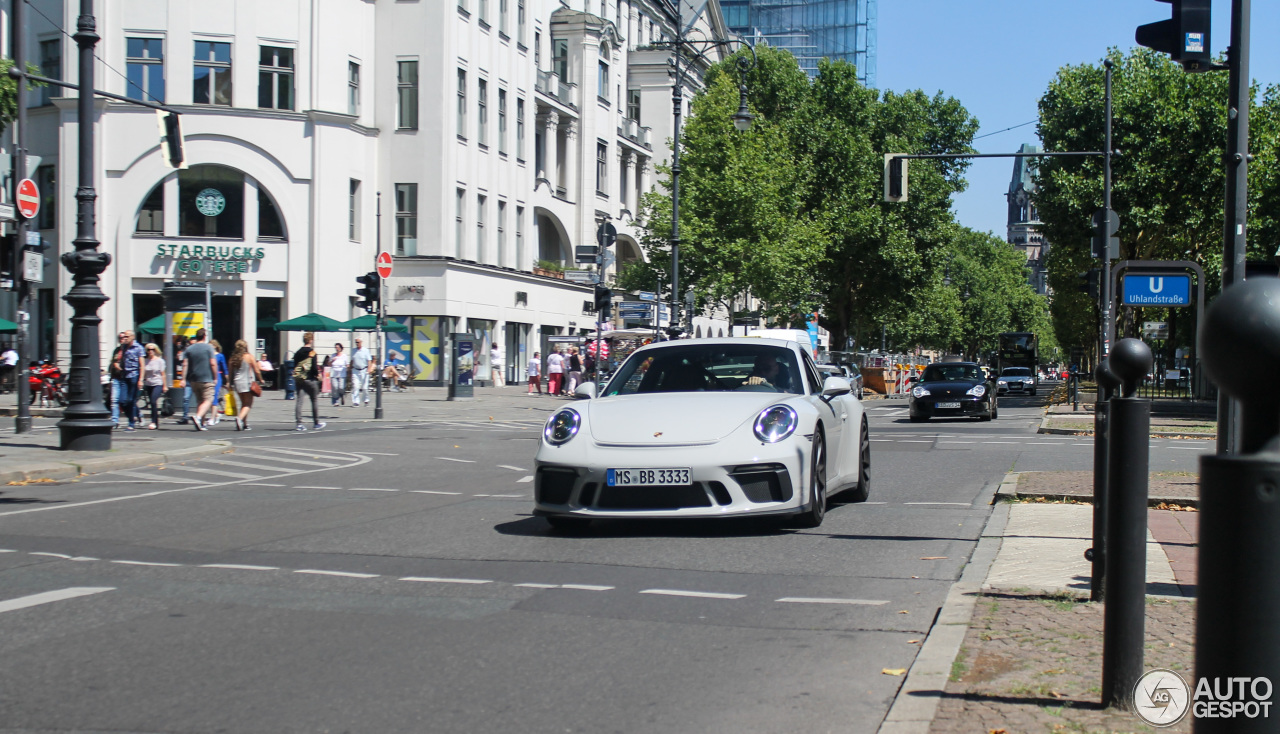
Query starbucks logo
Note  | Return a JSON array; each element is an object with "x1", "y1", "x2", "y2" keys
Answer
[{"x1": 195, "y1": 188, "x2": 226, "y2": 217}]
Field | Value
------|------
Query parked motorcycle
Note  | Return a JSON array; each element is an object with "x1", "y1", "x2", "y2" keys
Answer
[{"x1": 28, "y1": 361, "x2": 67, "y2": 408}]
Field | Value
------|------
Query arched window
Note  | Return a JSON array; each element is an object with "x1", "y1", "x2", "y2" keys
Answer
[
  {"x1": 136, "y1": 182, "x2": 163, "y2": 234},
  {"x1": 180, "y1": 165, "x2": 244, "y2": 238}
]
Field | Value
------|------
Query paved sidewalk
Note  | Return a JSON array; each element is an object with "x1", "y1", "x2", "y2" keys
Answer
[
  {"x1": 880, "y1": 470, "x2": 1199, "y2": 734},
  {"x1": 0, "y1": 428, "x2": 230, "y2": 484}
]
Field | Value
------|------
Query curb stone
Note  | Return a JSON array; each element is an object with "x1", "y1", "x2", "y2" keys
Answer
[
  {"x1": 1036, "y1": 413, "x2": 1213, "y2": 439},
  {"x1": 995, "y1": 471, "x2": 1198, "y2": 509},
  {"x1": 0, "y1": 441, "x2": 232, "y2": 484},
  {"x1": 877, "y1": 472, "x2": 1015, "y2": 734}
]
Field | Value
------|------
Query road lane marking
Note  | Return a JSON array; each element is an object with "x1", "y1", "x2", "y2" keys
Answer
[
  {"x1": 436, "y1": 457, "x2": 476, "y2": 463},
  {"x1": 900, "y1": 440, "x2": 931, "y2": 443},
  {"x1": 640, "y1": 588, "x2": 745, "y2": 600},
  {"x1": 360, "y1": 452, "x2": 400, "y2": 456},
  {"x1": 775, "y1": 597, "x2": 890, "y2": 605},
  {"x1": 110, "y1": 471, "x2": 204, "y2": 484},
  {"x1": 515, "y1": 583, "x2": 559, "y2": 588},
  {"x1": 347, "y1": 488, "x2": 399, "y2": 492},
  {"x1": 294, "y1": 486, "x2": 335, "y2": 490},
  {"x1": 498, "y1": 465, "x2": 526, "y2": 472},
  {"x1": 559, "y1": 584, "x2": 614, "y2": 591},
  {"x1": 112, "y1": 560, "x2": 182, "y2": 567},
  {"x1": 157, "y1": 466, "x2": 263, "y2": 480},
  {"x1": 30, "y1": 552, "x2": 73, "y2": 559},
  {"x1": 204, "y1": 458, "x2": 302, "y2": 473},
  {"x1": 411, "y1": 490, "x2": 463, "y2": 496},
  {"x1": 0, "y1": 587, "x2": 114, "y2": 614},
  {"x1": 200, "y1": 564, "x2": 278, "y2": 571},
  {"x1": 489, "y1": 493, "x2": 524, "y2": 498},
  {"x1": 239, "y1": 453, "x2": 344, "y2": 468},
  {"x1": 938, "y1": 441, "x2": 975, "y2": 444},
  {"x1": 904, "y1": 502, "x2": 971, "y2": 506},
  {"x1": 517, "y1": 476, "x2": 534, "y2": 483},
  {"x1": 242, "y1": 483, "x2": 287, "y2": 487},
  {"x1": 295, "y1": 569, "x2": 380, "y2": 579},
  {"x1": 400, "y1": 576, "x2": 492, "y2": 585},
  {"x1": 982, "y1": 441, "x2": 1020, "y2": 444}
]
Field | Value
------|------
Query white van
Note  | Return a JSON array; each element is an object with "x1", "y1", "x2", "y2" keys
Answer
[{"x1": 745, "y1": 328, "x2": 815, "y2": 357}]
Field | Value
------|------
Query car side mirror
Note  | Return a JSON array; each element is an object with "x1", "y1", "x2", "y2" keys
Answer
[
  {"x1": 573, "y1": 382, "x2": 597, "y2": 400},
  {"x1": 821, "y1": 376, "x2": 851, "y2": 398}
]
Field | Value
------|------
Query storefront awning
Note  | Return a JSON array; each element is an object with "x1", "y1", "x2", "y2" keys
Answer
[
  {"x1": 272, "y1": 313, "x2": 349, "y2": 332},
  {"x1": 341, "y1": 315, "x2": 408, "y2": 333},
  {"x1": 0, "y1": 317, "x2": 17, "y2": 333}
]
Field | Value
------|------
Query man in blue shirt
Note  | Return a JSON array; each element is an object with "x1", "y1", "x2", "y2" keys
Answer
[{"x1": 110, "y1": 330, "x2": 146, "y2": 431}]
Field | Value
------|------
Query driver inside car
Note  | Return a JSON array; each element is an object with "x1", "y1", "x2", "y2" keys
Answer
[{"x1": 746, "y1": 355, "x2": 781, "y2": 388}]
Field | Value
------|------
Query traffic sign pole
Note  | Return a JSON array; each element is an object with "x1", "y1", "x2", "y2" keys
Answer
[
  {"x1": 11, "y1": 0, "x2": 33, "y2": 435},
  {"x1": 374, "y1": 192, "x2": 384, "y2": 420}
]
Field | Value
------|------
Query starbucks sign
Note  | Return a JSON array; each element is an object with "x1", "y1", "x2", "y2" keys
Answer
[{"x1": 195, "y1": 188, "x2": 226, "y2": 217}]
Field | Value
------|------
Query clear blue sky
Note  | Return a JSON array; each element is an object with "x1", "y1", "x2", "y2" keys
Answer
[{"x1": 876, "y1": 1, "x2": 1279, "y2": 238}]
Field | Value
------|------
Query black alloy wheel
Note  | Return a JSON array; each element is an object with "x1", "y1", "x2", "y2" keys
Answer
[
  {"x1": 847, "y1": 417, "x2": 871, "y2": 502},
  {"x1": 793, "y1": 433, "x2": 827, "y2": 528}
]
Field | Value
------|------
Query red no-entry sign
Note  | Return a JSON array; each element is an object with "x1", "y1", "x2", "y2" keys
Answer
[
  {"x1": 376, "y1": 251, "x2": 393, "y2": 279},
  {"x1": 16, "y1": 178, "x2": 39, "y2": 219}
]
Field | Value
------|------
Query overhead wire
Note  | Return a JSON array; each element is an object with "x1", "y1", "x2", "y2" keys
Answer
[{"x1": 23, "y1": 0, "x2": 163, "y2": 105}]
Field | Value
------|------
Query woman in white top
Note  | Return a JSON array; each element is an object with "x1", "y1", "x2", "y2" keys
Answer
[
  {"x1": 142, "y1": 343, "x2": 166, "y2": 429},
  {"x1": 329, "y1": 343, "x2": 350, "y2": 406},
  {"x1": 229, "y1": 339, "x2": 264, "y2": 431}
]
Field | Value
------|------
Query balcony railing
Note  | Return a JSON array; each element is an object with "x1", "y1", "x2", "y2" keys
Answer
[
  {"x1": 618, "y1": 117, "x2": 652, "y2": 148},
  {"x1": 536, "y1": 69, "x2": 577, "y2": 108}
]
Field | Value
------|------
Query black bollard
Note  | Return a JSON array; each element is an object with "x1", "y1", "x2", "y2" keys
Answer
[
  {"x1": 1101, "y1": 339, "x2": 1152, "y2": 711},
  {"x1": 1089, "y1": 358, "x2": 1120, "y2": 602},
  {"x1": 1195, "y1": 279, "x2": 1280, "y2": 733}
]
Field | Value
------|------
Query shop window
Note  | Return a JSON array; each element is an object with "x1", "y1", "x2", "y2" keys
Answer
[
  {"x1": 136, "y1": 180, "x2": 163, "y2": 235},
  {"x1": 179, "y1": 165, "x2": 243, "y2": 238},
  {"x1": 259, "y1": 189, "x2": 285, "y2": 240}
]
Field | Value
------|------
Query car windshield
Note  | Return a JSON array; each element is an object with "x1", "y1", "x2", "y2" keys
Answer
[
  {"x1": 1001, "y1": 368, "x2": 1032, "y2": 377},
  {"x1": 604, "y1": 343, "x2": 804, "y2": 396},
  {"x1": 922, "y1": 364, "x2": 983, "y2": 382}
]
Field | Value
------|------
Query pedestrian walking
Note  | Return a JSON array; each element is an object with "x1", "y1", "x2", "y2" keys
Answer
[
  {"x1": 491, "y1": 344, "x2": 505, "y2": 387},
  {"x1": 567, "y1": 347, "x2": 582, "y2": 394},
  {"x1": 142, "y1": 343, "x2": 166, "y2": 429},
  {"x1": 547, "y1": 348, "x2": 565, "y2": 396},
  {"x1": 330, "y1": 343, "x2": 349, "y2": 406},
  {"x1": 0, "y1": 343, "x2": 16, "y2": 393},
  {"x1": 110, "y1": 330, "x2": 145, "y2": 430},
  {"x1": 292, "y1": 332, "x2": 326, "y2": 432},
  {"x1": 229, "y1": 339, "x2": 264, "y2": 431},
  {"x1": 350, "y1": 338, "x2": 372, "y2": 406},
  {"x1": 181, "y1": 329, "x2": 218, "y2": 432},
  {"x1": 209, "y1": 340, "x2": 229, "y2": 426},
  {"x1": 321, "y1": 355, "x2": 333, "y2": 397},
  {"x1": 174, "y1": 336, "x2": 194, "y2": 424},
  {"x1": 528, "y1": 351, "x2": 542, "y2": 394}
]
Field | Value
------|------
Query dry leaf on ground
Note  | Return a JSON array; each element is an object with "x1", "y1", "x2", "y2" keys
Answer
[{"x1": 881, "y1": 668, "x2": 907, "y2": 676}]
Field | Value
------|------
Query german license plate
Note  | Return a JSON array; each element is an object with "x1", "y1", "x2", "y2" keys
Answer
[
  {"x1": 936, "y1": 402, "x2": 961, "y2": 409},
  {"x1": 607, "y1": 468, "x2": 691, "y2": 486}
]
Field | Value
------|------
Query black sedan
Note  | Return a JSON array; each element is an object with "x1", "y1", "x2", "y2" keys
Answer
[{"x1": 908, "y1": 362, "x2": 997, "y2": 422}]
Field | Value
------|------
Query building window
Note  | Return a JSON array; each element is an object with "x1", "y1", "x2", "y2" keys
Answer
[
  {"x1": 477, "y1": 78, "x2": 488, "y2": 146},
  {"x1": 259, "y1": 189, "x2": 286, "y2": 240},
  {"x1": 136, "y1": 181, "x2": 162, "y2": 235},
  {"x1": 498, "y1": 89, "x2": 507, "y2": 155},
  {"x1": 193, "y1": 41, "x2": 232, "y2": 106},
  {"x1": 395, "y1": 183, "x2": 418, "y2": 256},
  {"x1": 349, "y1": 179, "x2": 361, "y2": 241},
  {"x1": 455, "y1": 67, "x2": 466, "y2": 138},
  {"x1": 627, "y1": 89, "x2": 640, "y2": 121},
  {"x1": 553, "y1": 39, "x2": 568, "y2": 80},
  {"x1": 516, "y1": 97, "x2": 526, "y2": 161},
  {"x1": 258, "y1": 46, "x2": 294, "y2": 110},
  {"x1": 598, "y1": 61, "x2": 609, "y2": 102},
  {"x1": 125, "y1": 38, "x2": 164, "y2": 103},
  {"x1": 398, "y1": 60, "x2": 419, "y2": 130},
  {"x1": 348, "y1": 61, "x2": 360, "y2": 116},
  {"x1": 497, "y1": 200, "x2": 507, "y2": 267},
  {"x1": 477, "y1": 0, "x2": 487, "y2": 25},
  {"x1": 534, "y1": 31, "x2": 541, "y2": 69},
  {"x1": 518, "y1": 0, "x2": 526, "y2": 44},
  {"x1": 38, "y1": 39, "x2": 61, "y2": 105},
  {"x1": 457, "y1": 0, "x2": 466, "y2": 10},
  {"x1": 499, "y1": 0, "x2": 508, "y2": 35},
  {"x1": 31, "y1": 165, "x2": 54, "y2": 231},
  {"x1": 619, "y1": 155, "x2": 627, "y2": 206},
  {"x1": 179, "y1": 164, "x2": 244, "y2": 238},
  {"x1": 476, "y1": 194, "x2": 487, "y2": 262},
  {"x1": 515, "y1": 206, "x2": 525, "y2": 267},
  {"x1": 455, "y1": 188, "x2": 465, "y2": 257},
  {"x1": 596, "y1": 141, "x2": 608, "y2": 195}
]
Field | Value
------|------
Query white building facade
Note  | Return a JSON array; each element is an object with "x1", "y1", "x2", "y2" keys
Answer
[{"x1": 17, "y1": 0, "x2": 734, "y2": 384}]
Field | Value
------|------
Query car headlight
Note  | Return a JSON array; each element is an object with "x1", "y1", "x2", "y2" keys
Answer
[
  {"x1": 544, "y1": 409, "x2": 581, "y2": 445},
  {"x1": 753, "y1": 405, "x2": 798, "y2": 443},
  {"x1": 912, "y1": 386, "x2": 931, "y2": 398},
  {"x1": 967, "y1": 384, "x2": 987, "y2": 397},
  {"x1": 997, "y1": 379, "x2": 1007, "y2": 385}
]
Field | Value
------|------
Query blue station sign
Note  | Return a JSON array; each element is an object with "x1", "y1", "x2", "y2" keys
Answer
[{"x1": 1122, "y1": 274, "x2": 1192, "y2": 306}]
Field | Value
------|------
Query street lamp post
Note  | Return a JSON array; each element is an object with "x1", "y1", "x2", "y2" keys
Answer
[
  {"x1": 652, "y1": 1, "x2": 755, "y2": 337},
  {"x1": 57, "y1": 1, "x2": 114, "y2": 450}
]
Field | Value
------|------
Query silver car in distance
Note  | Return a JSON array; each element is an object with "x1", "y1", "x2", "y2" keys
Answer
[{"x1": 534, "y1": 338, "x2": 871, "y2": 531}]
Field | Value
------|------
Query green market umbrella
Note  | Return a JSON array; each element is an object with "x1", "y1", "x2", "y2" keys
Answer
[
  {"x1": 137, "y1": 315, "x2": 167, "y2": 334},
  {"x1": 272, "y1": 313, "x2": 349, "y2": 332},
  {"x1": 0, "y1": 317, "x2": 17, "y2": 333},
  {"x1": 341, "y1": 315, "x2": 408, "y2": 333}
]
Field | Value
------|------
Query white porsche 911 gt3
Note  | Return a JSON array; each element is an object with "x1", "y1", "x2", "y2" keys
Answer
[{"x1": 534, "y1": 338, "x2": 871, "y2": 530}]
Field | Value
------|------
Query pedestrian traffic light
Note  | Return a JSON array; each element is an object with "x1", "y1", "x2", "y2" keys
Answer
[
  {"x1": 593, "y1": 285, "x2": 612, "y2": 319},
  {"x1": 1076, "y1": 269, "x2": 1101, "y2": 300},
  {"x1": 883, "y1": 154, "x2": 908, "y2": 203},
  {"x1": 355, "y1": 271, "x2": 381, "y2": 313},
  {"x1": 1136, "y1": 0, "x2": 1213, "y2": 72}
]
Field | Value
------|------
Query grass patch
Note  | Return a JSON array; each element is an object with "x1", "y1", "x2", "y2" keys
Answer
[{"x1": 950, "y1": 645, "x2": 969, "y2": 682}]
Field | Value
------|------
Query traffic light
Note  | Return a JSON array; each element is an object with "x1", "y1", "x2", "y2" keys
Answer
[
  {"x1": 158, "y1": 111, "x2": 186, "y2": 168},
  {"x1": 1091, "y1": 208, "x2": 1120, "y2": 260},
  {"x1": 355, "y1": 271, "x2": 381, "y2": 313},
  {"x1": 883, "y1": 154, "x2": 908, "y2": 203},
  {"x1": 1136, "y1": 0, "x2": 1213, "y2": 72},
  {"x1": 593, "y1": 285, "x2": 612, "y2": 319},
  {"x1": 1076, "y1": 269, "x2": 1101, "y2": 300}
]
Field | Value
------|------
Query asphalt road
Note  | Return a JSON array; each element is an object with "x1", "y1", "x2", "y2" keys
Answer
[{"x1": 0, "y1": 389, "x2": 1207, "y2": 733}]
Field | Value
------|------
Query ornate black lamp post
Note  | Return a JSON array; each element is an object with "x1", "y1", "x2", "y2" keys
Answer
[
  {"x1": 57, "y1": 1, "x2": 113, "y2": 450},
  {"x1": 651, "y1": 1, "x2": 755, "y2": 337}
]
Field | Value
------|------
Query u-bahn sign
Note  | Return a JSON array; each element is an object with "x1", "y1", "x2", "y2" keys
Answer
[{"x1": 1122, "y1": 273, "x2": 1192, "y2": 306}]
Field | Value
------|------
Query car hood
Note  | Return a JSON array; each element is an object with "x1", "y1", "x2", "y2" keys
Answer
[
  {"x1": 916, "y1": 380, "x2": 984, "y2": 397},
  {"x1": 586, "y1": 392, "x2": 790, "y2": 445}
]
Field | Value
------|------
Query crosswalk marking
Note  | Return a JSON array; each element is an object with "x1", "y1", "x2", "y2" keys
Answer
[
  {"x1": 0, "y1": 587, "x2": 114, "y2": 614},
  {"x1": 160, "y1": 466, "x2": 262, "y2": 481},
  {"x1": 111, "y1": 470, "x2": 203, "y2": 484}
]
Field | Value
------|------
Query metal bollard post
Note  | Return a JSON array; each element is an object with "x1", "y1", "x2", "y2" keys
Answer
[
  {"x1": 1195, "y1": 280, "x2": 1280, "y2": 734},
  {"x1": 1101, "y1": 339, "x2": 1152, "y2": 712},
  {"x1": 1088, "y1": 358, "x2": 1120, "y2": 602},
  {"x1": 1072, "y1": 374, "x2": 1080, "y2": 411}
]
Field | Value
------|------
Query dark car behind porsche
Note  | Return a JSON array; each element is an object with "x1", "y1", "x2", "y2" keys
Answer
[{"x1": 908, "y1": 362, "x2": 996, "y2": 422}]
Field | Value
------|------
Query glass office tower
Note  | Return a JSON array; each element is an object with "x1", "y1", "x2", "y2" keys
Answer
[{"x1": 721, "y1": 0, "x2": 876, "y2": 86}]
